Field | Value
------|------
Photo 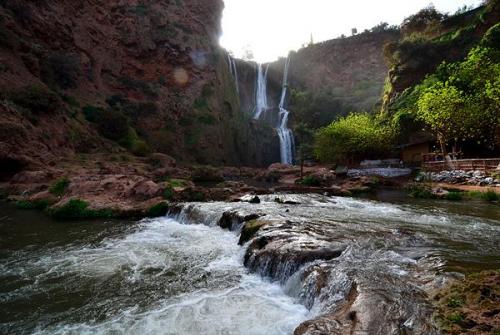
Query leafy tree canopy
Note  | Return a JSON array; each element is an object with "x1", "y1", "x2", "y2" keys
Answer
[{"x1": 314, "y1": 113, "x2": 395, "y2": 163}]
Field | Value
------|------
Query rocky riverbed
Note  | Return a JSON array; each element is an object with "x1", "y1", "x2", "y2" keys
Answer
[
  {"x1": 2, "y1": 184, "x2": 499, "y2": 334},
  {"x1": 173, "y1": 194, "x2": 500, "y2": 334}
]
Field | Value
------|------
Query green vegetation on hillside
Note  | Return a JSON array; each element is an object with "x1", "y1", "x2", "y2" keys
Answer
[
  {"x1": 391, "y1": 24, "x2": 500, "y2": 155},
  {"x1": 380, "y1": 2, "x2": 500, "y2": 158},
  {"x1": 82, "y1": 97, "x2": 153, "y2": 156}
]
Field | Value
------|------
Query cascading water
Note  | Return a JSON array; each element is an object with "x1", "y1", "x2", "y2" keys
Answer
[
  {"x1": 277, "y1": 57, "x2": 295, "y2": 165},
  {"x1": 253, "y1": 63, "x2": 269, "y2": 120},
  {"x1": 227, "y1": 53, "x2": 239, "y2": 95}
]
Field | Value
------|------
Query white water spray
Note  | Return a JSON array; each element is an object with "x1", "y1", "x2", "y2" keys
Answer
[
  {"x1": 227, "y1": 53, "x2": 239, "y2": 95},
  {"x1": 277, "y1": 57, "x2": 294, "y2": 165},
  {"x1": 253, "y1": 63, "x2": 269, "y2": 120}
]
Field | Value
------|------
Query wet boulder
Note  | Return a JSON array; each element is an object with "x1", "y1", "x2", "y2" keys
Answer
[
  {"x1": 239, "y1": 194, "x2": 261, "y2": 204},
  {"x1": 239, "y1": 219, "x2": 272, "y2": 245}
]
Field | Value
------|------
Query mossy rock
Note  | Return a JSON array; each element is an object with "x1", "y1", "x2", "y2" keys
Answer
[
  {"x1": 239, "y1": 219, "x2": 271, "y2": 245},
  {"x1": 147, "y1": 202, "x2": 169, "y2": 217},
  {"x1": 434, "y1": 270, "x2": 500, "y2": 334},
  {"x1": 49, "y1": 199, "x2": 115, "y2": 220}
]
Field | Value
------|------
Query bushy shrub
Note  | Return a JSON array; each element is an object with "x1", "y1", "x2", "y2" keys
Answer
[
  {"x1": 481, "y1": 23, "x2": 500, "y2": 50},
  {"x1": 197, "y1": 113, "x2": 217, "y2": 125},
  {"x1": 10, "y1": 86, "x2": 60, "y2": 113},
  {"x1": 129, "y1": 138, "x2": 151, "y2": 157},
  {"x1": 131, "y1": 4, "x2": 148, "y2": 16},
  {"x1": 96, "y1": 109, "x2": 130, "y2": 141},
  {"x1": 16, "y1": 199, "x2": 51, "y2": 210},
  {"x1": 299, "y1": 175, "x2": 322, "y2": 186},
  {"x1": 406, "y1": 183, "x2": 435, "y2": 199},
  {"x1": 61, "y1": 94, "x2": 80, "y2": 107},
  {"x1": 401, "y1": 5, "x2": 446, "y2": 36},
  {"x1": 163, "y1": 187, "x2": 174, "y2": 200},
  {"x1": 82, "y1": 105, "x2": 104, "y2": 122},
  {"x1": 445, "y1": 191, "x2": 463, "y2": 201},
  {"x1": 119, "y1": 129, "x2": 151, "y2": 157},
  {"x1": 49, "y1": 177, "x2": 70, "y2": 196},
  {"x1": 41, "y1": 52, "x2": 81, "y2": 89},
  {"x1": 166, "y1": 179, "x2": 189, "y2": 188},
  {"x1": 50, "y1": 199, "x2": 114, "y2": 220},
  {"x1": 147, "y1": 202, "x2": 169, "y2": 217},
  {"x1": 481, "y1": 189, "x2": 499, "y2": 202},
  {"x1": 314, "y1": 113, "x2": 395, "y2": 163}
]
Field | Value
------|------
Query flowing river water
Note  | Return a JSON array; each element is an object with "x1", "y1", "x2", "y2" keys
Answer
[{"x1": 1, "y1": 193, "x2": 499, "y2": 334}]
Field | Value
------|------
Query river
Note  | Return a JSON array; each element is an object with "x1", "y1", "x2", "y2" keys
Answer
[{"x1": 1, "y1": 193, "x2": 499, "y2": 334}]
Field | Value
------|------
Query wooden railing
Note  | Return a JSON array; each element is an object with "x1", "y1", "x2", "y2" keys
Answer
[{"x1": 423, "y1": 158, "x2": 500, "y2": 172}]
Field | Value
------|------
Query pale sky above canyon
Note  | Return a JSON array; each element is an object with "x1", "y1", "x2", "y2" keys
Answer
[{"x1": 220, "y1": 0, "x2": 483, "y2": 62}]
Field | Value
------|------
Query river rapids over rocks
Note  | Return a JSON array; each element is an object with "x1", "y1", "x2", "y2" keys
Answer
[{"x1": 1, "y1": 194, "x2": 499, "y2": 334}]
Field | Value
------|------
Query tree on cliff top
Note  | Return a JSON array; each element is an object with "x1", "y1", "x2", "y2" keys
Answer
[{"x1": 401, "y1": 5, "x2": 446, "y2": 36}]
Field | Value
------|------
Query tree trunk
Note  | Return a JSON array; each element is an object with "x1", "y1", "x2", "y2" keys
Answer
[
  {"x1": 438, "y1": 133, "x2": 454, "y2": 170},
  {"x1": 300, "y1": 157, "x2": 304, "y2": 178}
]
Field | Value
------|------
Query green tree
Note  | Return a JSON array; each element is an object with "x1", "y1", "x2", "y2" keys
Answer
[
  {"x1": 416, "y1": 82, "x2": 464, "y2": 156},
  {"x1": 314, "y1": 113, "x2": 395, "y2": 163},
  {"x1": 416, "y1": 46, "x2": 500, "y2": 156}
]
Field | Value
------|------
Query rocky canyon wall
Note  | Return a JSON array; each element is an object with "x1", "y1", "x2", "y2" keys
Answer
[{"x1": 0, "y1": 0, "x2": 281, "y2": 171}]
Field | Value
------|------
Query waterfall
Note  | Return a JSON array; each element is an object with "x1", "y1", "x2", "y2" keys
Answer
[
  {"x1": 227, "y1": 53, "x2": 239, "y2": 95},
  {"x1": 277, "y1": 57, "x2": 294, "y2": 165},
  {"x1": 253, "y1": 63, "x2": 269, "y2": 120}
]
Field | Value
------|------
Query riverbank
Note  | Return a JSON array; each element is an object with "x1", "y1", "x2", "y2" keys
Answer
[
  {"x1": 0, "y1": 155, "x2": 395, "y2": 220},
  {"x1": 1, "y1": 154, "x2": 498, "y2": 221}
]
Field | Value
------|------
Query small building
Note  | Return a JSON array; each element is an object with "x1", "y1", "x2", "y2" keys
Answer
[{"x1": 398, "y1": 133, "x2": 436, "y2": 165}]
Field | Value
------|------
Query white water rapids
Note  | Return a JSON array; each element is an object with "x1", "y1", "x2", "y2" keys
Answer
[{"x1": 0, "y1": 215, "x2": 309, "y2": 335}]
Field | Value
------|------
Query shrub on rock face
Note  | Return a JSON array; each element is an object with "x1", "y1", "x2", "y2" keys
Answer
[
  {"x1": 41, "y1": 52, "x2": 81, "y2": 89},
  {"x1": 96, "y1": 109, "x2": 129, "y2": 141},
  {"x1": 10, "y1": 86, "x2": 60, "y2": 114},
  {"x1": 49, "y1": 177, "x2": 70, "y2": 196},
  {"x1": 82, "y1": 105, "x2": 104, "y2": 123}
]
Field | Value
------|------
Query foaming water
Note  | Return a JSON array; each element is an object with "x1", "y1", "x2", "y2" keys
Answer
[{"x1": 1, "y1": 215, "x2": 309, "y2": 334}]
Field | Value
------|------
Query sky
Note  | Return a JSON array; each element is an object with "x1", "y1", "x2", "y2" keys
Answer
[{"x1": 220, "y1": 0, "x2": 483, "y2": 62}]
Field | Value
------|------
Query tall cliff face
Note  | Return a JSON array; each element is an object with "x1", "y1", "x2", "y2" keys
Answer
[
  {"x1": 288, "y1": 31, "x2": 400, "y2": 114},
  {"x1": 0, "y1": 0, "x2": 280, "y2": 170},
  {"x1": 233, "y1": 31, "x2": 399, "y2": 137}
]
